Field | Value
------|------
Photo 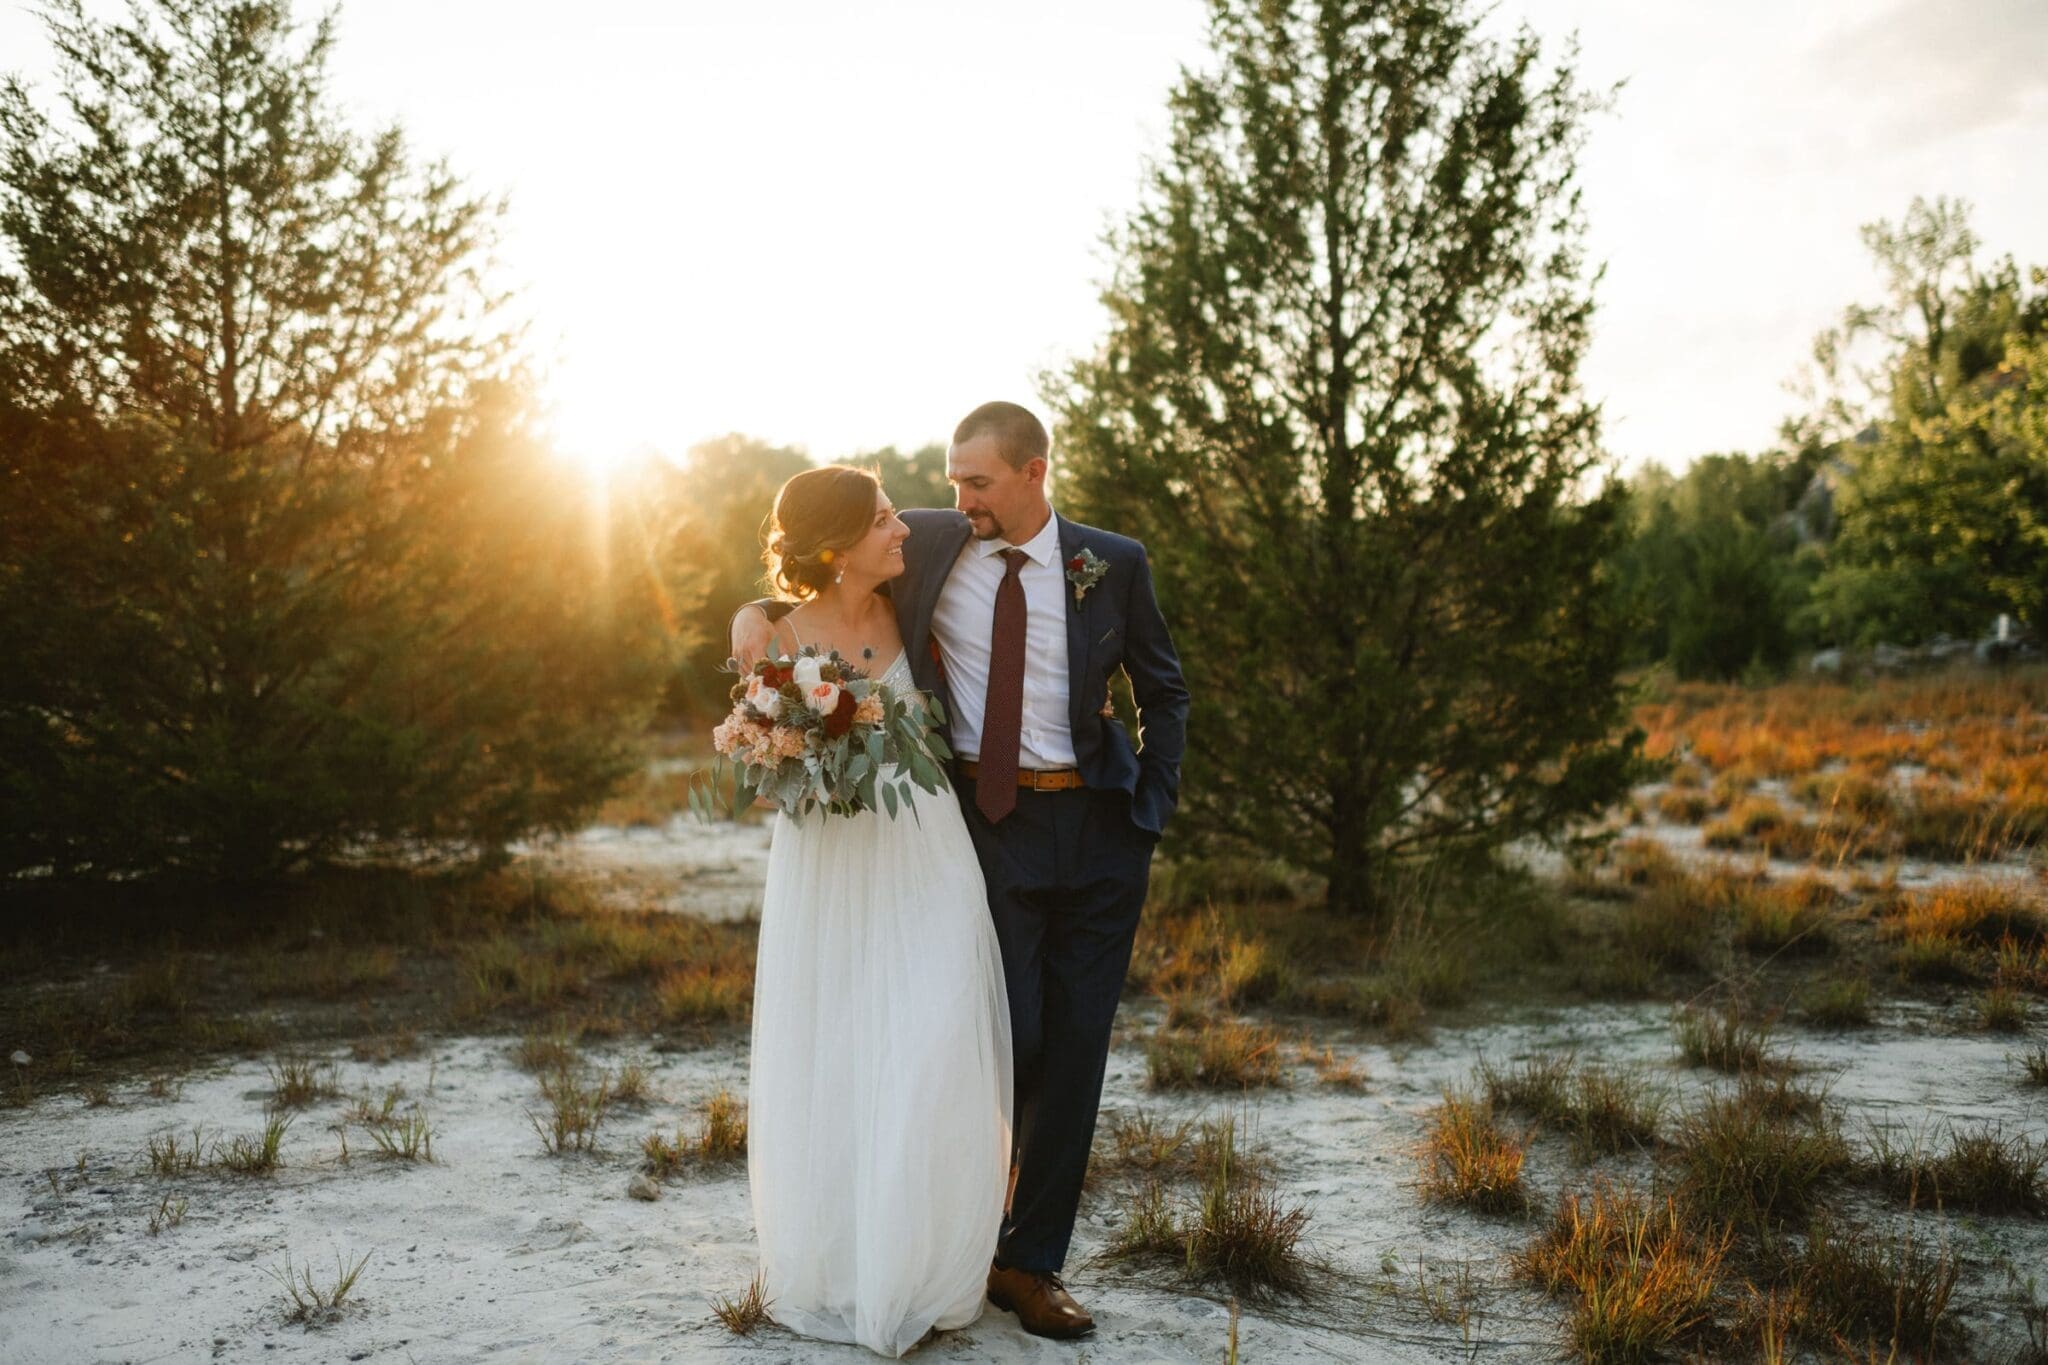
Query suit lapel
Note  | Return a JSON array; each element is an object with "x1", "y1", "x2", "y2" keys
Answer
[
  {"x1": 1056, "y1": 514, "x2": 1093, "y2": 734},
  {"x1": 912, "y1": 515, "x2": 972, "y2": 650},
  {"x1": 904, "y1": 513, "x2": 972, "y2": 716}
]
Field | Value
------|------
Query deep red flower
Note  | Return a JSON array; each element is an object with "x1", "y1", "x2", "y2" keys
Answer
[
  {"x1": 824, "y1": 687, "x2": 859, "y2": 737},
  {"x1": 1067, "y1": 556, "x2": 1084, "y2": 571}
]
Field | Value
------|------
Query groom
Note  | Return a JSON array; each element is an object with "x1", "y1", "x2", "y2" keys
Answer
[{"x1": 735, "y1": 401, "x2": 1187, "y2": 1339}]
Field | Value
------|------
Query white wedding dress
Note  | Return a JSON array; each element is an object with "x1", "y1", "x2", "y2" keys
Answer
[{"x1": 746, "y1": 648, "x2": 1015, "y2": 1358}]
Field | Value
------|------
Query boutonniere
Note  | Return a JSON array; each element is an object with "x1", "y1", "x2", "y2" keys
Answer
[{"x1": 1063, "y1": 546, "x2": 1108, "y2": 606}]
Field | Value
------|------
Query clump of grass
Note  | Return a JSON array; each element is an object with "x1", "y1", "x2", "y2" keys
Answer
[
  {"x1": 697, "y1": 1089, "x2": 748, "y2": 1162},
  {"x1": 1407, "y1": 1257, "x2": 1481, "y2": 1332},
  {"x1": 1733, "y1": 1071, "x2": 1829, "y2": 1124},
  {"x1": 2019, "y1": 1045, "x2": 2048, "y2": 1087},
  {"x1": 1105, "y1": 1179, "x2": 1185, "y2": 1259},
  {"x1": 1418, "y1": 1090, "x2": 1530, "y2": 1215},
  {"x1": 514, "y1": 1029, "x2": 579, "y2": 1074},
  {"x1": 146, "y1": 1192, "x2": 187, "y2": 1235},
  {"x1": 611, "y1": 1058, "x2": 656, "y2": 1106},
  {"x1": 1671, "y1": 1000, "x2": 1781, "y2": 1074},
  {"x1": 1145, "y1": 1021, "x2": 1288, "y2": 1091},
  {"x1": 1889, "y1": 881, "x2": 2046, "y2": 953},
  {"x1": 1180, "y1": 1118, "x2": 1313, "y2": 1299},
  {"x1": 459, "y1": 938, "x2": 584, "y2": 1014},
  {"x1": 343, "y1": 1083, "x2": 405, "y2": 1126},
  {"x1": 213, "y1": 1114, "x2": 292, "y2": 1175},
  {"x1": 1891, "y1": 930, "x2": 1980, "y2": 985},
  {"x1": 1672, "y1": 1088, "x2": 1853, "y2": 1233},
  {"x1": 1099, "y1": 1117, "x2": 1312, "y2": 1301},
  {"x1": 1865, "y1": 1122, "x2": 2047, "y2": 1214},
  {"x1": 1373, "y1": 918, "x2": 1473, "y2": 1008},
  {"x1": 527, "y1": 1061, "x2": 612, "y2": 1155},
  {"x1": 266, "y1": 1054, "x2": 343, "y2": 1111},
  {"x1": 362, "y1": 1111, "x2": 434, "y2": 1162},
  {"x1": 1655, "y1": 788, "x2": 1711, "y2": 825},
  {"x1": 1611, "y1": 837, "x2": 1689, "y2": 887},
  {"x1": 1800, "y1": 975, "x2": 1871, "y2": 1028},
  {"x1": 1095, "y1": 1110, "x2": 1194, "y2": 1182},
  {"x1": 146, "y1": 1126, "x2": 205, "y2": 1177},
  {"x1": 1976, "y1": 985, "x2": 2030, "y2": 1032},
  {"x1": 711, "y1": 1273, "x2": 773, "y2": 1335},
  {"x1": 1479, "y1": 1054, "x2": 1663, "y2": 1158},
  {"x1": 1300, "y1": 1043, "x2": 1367, "y2": 1091},
  {"x1": 1514, "y1": 1183, "x2": 1730, "y2": 1364},
  {"x1": 642, "y1": 1089, "x2": 749, "y2": 1176},
  {"x1": 1732, "y1": 886, "x2": 1833, "y2": 956},
  {"x1": 655, "y1": 958, "x2": 754, "y2": 1024},
  {"x1": 1994, "y1": 933, "x2": 2048, "y2": 990},
  {"x1": 1791, "y1": 1215, "x2": 1960, "y2": 1359},
  {"x1": 267, "y1": 1249, "x2": 372, "y2": 1326},
  {"x1": 1618, "y1": 880, "x2": 1729, "y2": 973},
  {"x1": 641, "y1": 1129, "x2": 686, "y2": 1178}
]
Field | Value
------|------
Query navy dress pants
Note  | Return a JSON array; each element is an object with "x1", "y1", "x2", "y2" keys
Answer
[{"x1": 954, "y1": 773, "x2": 1156, "y2": 1274}]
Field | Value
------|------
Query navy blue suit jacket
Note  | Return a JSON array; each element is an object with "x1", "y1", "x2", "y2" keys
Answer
[{"x1": 740, "y1": 508, "x2": 1188, "y2": 838}]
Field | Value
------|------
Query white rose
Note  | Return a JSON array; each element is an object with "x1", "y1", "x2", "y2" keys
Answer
[
  {"x1": 793, "y1": 656, "x2": 824, "y2": 689},
  {"x1": 746, "y1": 676, "x2": 783, "y2": 720},
  {"x1": 805, "y1": 681, "x2": 842, "y2": 715}
]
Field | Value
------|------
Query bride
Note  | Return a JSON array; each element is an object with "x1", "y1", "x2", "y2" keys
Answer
[{"x1": 732, "y1": 464, "x2": 1013, "y2": 1358}]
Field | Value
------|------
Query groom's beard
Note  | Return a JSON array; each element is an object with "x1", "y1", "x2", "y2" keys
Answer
[{"x1": 966, "y1": 511, "x2": 1006, "y2": 541}]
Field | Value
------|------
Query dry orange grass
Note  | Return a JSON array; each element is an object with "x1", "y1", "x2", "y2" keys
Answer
[
  {"x1": 1884, "y1": 881, "x2": 2047, "y2": 950},
  {"x1": 1636, "y1": 669, "x2": 2048, "y2": 862},
  {"x1": 1418, "y1": 1090, "x2": 1531, "y2": 1215},
  {"x1": 1128, "y1": 907, "x2": 1292, "y2": 1008},
  {"x1": 1515, "y1": 1183, "x2": 1731, "y2": 1364}
]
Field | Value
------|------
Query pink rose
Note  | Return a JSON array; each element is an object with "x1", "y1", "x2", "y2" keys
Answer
[{"x1": 804, "y1": 681, "x2": 842, "y2": 716}]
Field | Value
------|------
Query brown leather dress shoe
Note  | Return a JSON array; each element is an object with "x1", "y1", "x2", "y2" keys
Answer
[{"x1": 987, "y1": 1264, "x2": 1096, "y2": 1340}]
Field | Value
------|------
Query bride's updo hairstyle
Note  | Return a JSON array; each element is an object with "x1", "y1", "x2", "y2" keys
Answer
[{"x1": 765, "y1": 464, "x2": 881, "y2": 601}]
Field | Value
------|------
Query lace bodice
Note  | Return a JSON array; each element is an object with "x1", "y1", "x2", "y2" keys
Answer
[{"x1": 876, "y1": 649, "x2": 912, "y2": 692}]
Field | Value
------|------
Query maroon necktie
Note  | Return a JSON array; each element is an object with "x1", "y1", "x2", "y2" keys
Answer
[{"x1": 976, "y1": 549, "x2": 1028, "y2": 823}]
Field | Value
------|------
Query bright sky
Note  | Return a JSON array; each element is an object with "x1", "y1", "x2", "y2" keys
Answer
[{"x1": 3, "y1": 0, "x2": 2044, "y2": 479}]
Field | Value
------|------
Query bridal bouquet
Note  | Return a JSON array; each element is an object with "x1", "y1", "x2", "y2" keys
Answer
[{"x1": 689, "y1": 647, "x2": 953, "y2": 821}]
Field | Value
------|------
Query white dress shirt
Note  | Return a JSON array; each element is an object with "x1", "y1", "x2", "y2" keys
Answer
[{"x1": 930, "y1": 510, "x2": 1076, "y2": 768}]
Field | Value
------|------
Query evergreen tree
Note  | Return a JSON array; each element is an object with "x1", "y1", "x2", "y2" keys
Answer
[
  {"x1": 0, "y1": 0, "x2": 677, "y2": 884},
  {"x1": 1609, "y1": 452, "x2": 1820, "y2": 680},
  {"x1": 1046, "y1": 0, "x2": 1651, "y2": 916}
]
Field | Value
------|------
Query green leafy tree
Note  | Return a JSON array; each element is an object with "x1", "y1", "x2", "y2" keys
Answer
[
  {"x1": 1045, "y1": 0, "x2": 1652, "y2": 916},
  {"x1": 1802, "y1": 198, "x2": 2048, "y2": 644},
  {"x1": 0, "y1": 0, "x2": 676, "y2": 884}
]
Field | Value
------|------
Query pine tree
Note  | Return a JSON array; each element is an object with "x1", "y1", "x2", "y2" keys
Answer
[
  {"x1": 0, "y1": 0, "x2": 677, "y2": 884},
  {"x1": 1045, "y1": 0, "x2": 1651, "y2": 916}
]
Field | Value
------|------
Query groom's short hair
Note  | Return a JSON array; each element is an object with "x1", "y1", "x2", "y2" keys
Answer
[{"x1": 952, "y1": 401, "x2": 1049, "y2": 471}]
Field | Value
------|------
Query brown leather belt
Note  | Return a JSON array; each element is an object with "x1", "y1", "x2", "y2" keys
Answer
[{"x1": 957, "y1": 760, "x2": 1088, "y2": 792}]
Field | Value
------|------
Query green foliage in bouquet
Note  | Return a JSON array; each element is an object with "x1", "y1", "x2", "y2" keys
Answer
[{"x1": 689, "y1": 649, "x2": 953, "y2": 824}]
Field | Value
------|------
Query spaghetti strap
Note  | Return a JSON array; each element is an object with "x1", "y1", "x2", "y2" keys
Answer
[{"x1": 786, "y1": 614, "x2": 803, "y2": 649}]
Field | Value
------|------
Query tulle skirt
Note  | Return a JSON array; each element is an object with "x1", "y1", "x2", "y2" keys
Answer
[{"x1": 746, "y1": 779, "x2": 1013, "y2": 1358}]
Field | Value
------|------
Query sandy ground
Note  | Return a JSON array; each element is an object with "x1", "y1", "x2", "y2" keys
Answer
[{"x1": 5, "y1": 803, "x2": 2046, "y2": 1363}]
